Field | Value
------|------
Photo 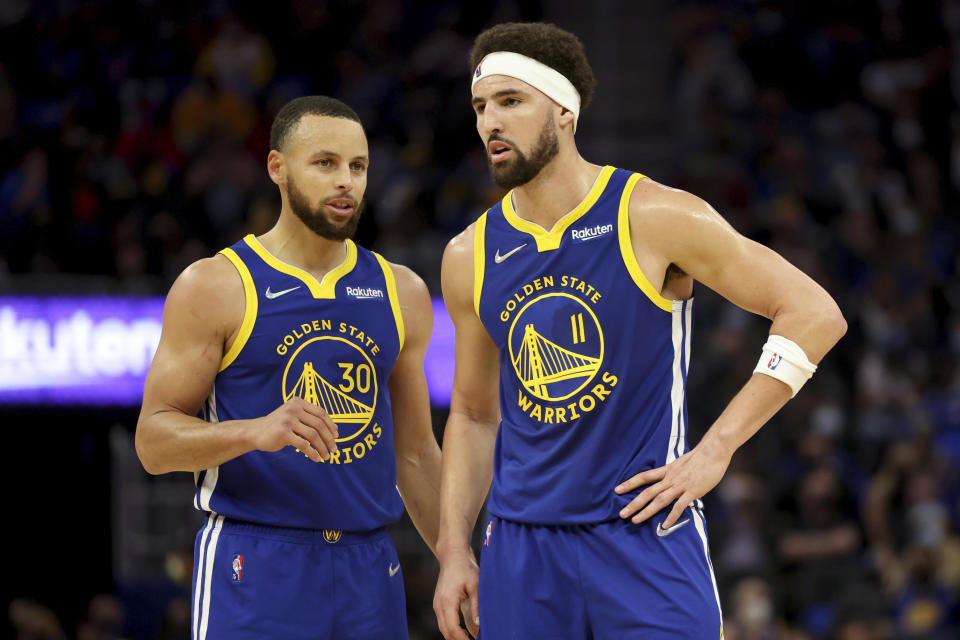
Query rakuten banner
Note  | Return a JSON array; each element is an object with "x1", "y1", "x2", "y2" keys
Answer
[
  {"x1": 0, "y1": 296, "x2": 456, "y2": 408},
  {"x1": 0, "y1": 297, "x2": 165, "y2": 405}
]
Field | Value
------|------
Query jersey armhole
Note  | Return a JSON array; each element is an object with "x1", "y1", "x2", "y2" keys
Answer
[
  {"x1": 473, "y1": 211, "x2": 488, "y2": 318},
  {"x1": 617, "y1": 174, "x2": 674, "y2": 313},
  {"x1": 373, "y1": 252, "x2": 405, "y2": 351},
  {"x1": 218, "y1": 248, "x2": 258, "y2": 371}
]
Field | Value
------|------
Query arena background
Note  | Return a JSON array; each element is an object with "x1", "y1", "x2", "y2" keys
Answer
[{"x1": 2, "y1": 1, "x2": 958, "y2": 639}]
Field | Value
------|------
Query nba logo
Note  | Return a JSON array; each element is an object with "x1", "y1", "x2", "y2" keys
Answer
[
  {"x1": 475, "y1": 63, "x2": 482, "y2": 78},
  {"x1": 767, "y1": 353, "x2": 782, "y2": 370},
  {"x1": 232, "y1": 554, "x2": 244, "y2": 582},
  {"x1": 484, "y1": 520, "x2": 493, "y2": 547}
]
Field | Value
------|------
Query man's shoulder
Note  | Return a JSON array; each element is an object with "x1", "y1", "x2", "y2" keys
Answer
[
  {"x1": 177, "y1": 253, "x2": 242, "y2": 290},
  {"x1": 443, "y1": 215, "x2": 485, "y2": 262},
  {"x1": 165, "y1": 254, "x2": 245, "y2": 319},
  {"x1": 374, "y1": 256, "x2": 430, "y2": 302},
  {"x1": 625, "y1": 176, "x2": 715, "y2": 226},
  {"x1": 627, "y1": 175, "x2": 690, "y2": 205},
  {"x1": 367, "y1": 255, "x2": 432, "y2": 349}
]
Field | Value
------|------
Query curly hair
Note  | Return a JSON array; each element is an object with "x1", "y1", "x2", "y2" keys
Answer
[
  {"x1": 270, "y1": 96, "x2": 362, "y2": 152},
  {"x1": 470, "y1": 22, "x2": 595, "y2": 110}
]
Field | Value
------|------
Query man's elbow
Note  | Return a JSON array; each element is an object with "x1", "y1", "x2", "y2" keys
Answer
[
  {"x1": 135, "y1": 420, "x2": 167, "y2": 475},
  {"x1": 396, "y1": 434, "x2": 440, "y2": 470},
  {"x1": 822, "y1": 299, "x2": 847, "y2": 345},
  {"x1": 395, "y1": 449, "x2": 423, "y2": 473},
  {"x1": 137, "y1": 453, "x2": 164, "y2": 476},
  {"x1": 136, "y1": 444, "x2": 165, "y2": 476}
]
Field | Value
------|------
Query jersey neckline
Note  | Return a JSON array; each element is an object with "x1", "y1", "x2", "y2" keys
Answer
[
  {"x1": 501, "y1": 165, "x2": 615, "y2": 252},
  {"x1": 243, "y1": 234, "x2": 357, "y2": 299}
]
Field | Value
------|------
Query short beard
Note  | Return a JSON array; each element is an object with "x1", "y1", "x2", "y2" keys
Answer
[
  {"x1": 287, "y1": 174, "x2": 363, "y2": 241},
  {"x1": 487, "y1": 112, "x2": 560, "y2": 190}
]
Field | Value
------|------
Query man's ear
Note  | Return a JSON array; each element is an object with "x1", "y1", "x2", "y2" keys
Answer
[{"x1": 267, "y1": 149, "x2": 285, "y2": 186}]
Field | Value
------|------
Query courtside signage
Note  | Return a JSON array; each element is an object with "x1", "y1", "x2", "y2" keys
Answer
[
  {"x1": 0, "y1": 296, "x2": 164, "y2": 405},
  {"x1": 425, "y1": 298, "x2": 454, "y2": 407},
  {"x1": 0, "y1": 296, "x2": 455, "y2": 407}
]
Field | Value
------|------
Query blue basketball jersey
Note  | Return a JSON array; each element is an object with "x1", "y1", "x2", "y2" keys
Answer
[
  {"x1": 475, "y1": 166, "x2": 695, "y2": 524},
  {"x1": 194, "y1": 234, "x2": 405, "y2": 531}
]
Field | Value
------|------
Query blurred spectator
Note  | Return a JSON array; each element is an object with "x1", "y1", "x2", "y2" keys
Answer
[
  {"x1": 157, "y1": 598, "x2": 189, "y2": 640},
  {"x1": 8, "y1": 598, "x2": 65, "y2": 640},
  {"x1": 776, "y1": 466, "x2": 864, "y2": 626},
  {"x1": 75, "y1": 594, "x2": 124, "y2": 640},
  {"x1": 715, "y1": 472, "x2": 772, "y2": 583},
  {"x1": 891, "y1": 545, "x2": 959, "y2": 639},
  {"x1": 723, "y1": 576, "x2": 784, "y2": 640}
]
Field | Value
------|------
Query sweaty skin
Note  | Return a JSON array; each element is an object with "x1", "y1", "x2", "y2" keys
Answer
[{"x1": 433, "y1": 72, "x2": 845, "y2": 640}]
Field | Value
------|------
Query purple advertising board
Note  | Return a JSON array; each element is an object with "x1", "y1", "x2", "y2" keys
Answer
[
  {"x1": 0, "y1": 296, "x2": 456, "y2": 408},
  {"x1": 426, "y1": 297, "x2": 455, "y2": 407}
]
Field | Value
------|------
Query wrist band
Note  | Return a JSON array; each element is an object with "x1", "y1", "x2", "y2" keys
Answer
[{"x1": 753, "y1": 334, "x2": 817, "y2": 398}]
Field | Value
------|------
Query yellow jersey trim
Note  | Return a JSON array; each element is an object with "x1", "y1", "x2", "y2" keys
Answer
[
  {"x1": 617, "y1": 173, "x2": 673, "y2": 313},
  {"x1": 473, "y1": 211, "x2": 488, "y2": 318},
  {"x1": 501, "y1": 165, "x2": 616, "y2": 252},
  {"x1": 218, "y1": 248, "x2": 258, "y2": 371},
  {"x1": 243, "y1": 234, "x2": 357, "y2": 299},
  {"x1": 373, "y1": 252, "x2": 405, "y2": 352}
]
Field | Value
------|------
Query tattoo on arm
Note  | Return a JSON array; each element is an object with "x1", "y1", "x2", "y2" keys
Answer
[{"x1": 663, "y1": 263, "x2": 686, "y2": 287}]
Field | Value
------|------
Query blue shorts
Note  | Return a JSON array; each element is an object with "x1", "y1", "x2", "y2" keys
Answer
[
  {"x1": 191, "y1": 514, "x2": 407, "y2": 639},
  {"x1": 478, "y1": 508, "x2": 723, "y2": 639}
]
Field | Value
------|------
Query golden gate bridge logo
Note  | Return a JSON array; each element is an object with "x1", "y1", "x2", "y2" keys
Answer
[
  {"x1": 281, "y1": 336, "x2": 378, "y2": 442},
  {"x1": 285, "y1": 361, "x2": 374, "y2": 425},
  {"x1": 508, "y1": 293, "x2": 604, "y2": 402}
]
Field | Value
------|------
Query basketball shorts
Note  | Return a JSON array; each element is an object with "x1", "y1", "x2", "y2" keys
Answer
[
  {"x1": 478, "y1": 507, "x2": 723, "y2": 639},
  {"x1": 190, "y1": 513, "x2": 407, "y2": 639}
]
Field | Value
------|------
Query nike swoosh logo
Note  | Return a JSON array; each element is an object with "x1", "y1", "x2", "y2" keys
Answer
[
  {"x1": 265, "y1": 285, "x2": 300, "y2": 299},
  {"x1": 656, "y1": 518, "x2": 691, "y2": 538},
  {"x1": 388, "y1": 562, "x2": 401, "y2": 577},
  {"x1": 494, "y1": 243, "x2": 527, "y2": 264}
]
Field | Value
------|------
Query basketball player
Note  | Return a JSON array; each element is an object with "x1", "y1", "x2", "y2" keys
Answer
[
  {"x1": 136, "y1": 96, "x2": 442, "y2": 639},
  {"x1": 433, "y1": 23, "x2": 846, "y2": 639}
]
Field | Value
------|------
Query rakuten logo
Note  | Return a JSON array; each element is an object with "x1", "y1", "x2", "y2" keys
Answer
[
  {"x1": 346, "y1": 287, "x2": 384, "y2": 299},
  {"x1": 571, "y1": 223, "x2": 613, "y2": 241}
]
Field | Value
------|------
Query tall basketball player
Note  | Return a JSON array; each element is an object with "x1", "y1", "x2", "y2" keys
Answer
[
  {"x1": 433, "y1": 23, "x2": 846, "y2": 639},
  {"x1": 137, "y1": 96, "x2": 442, "y2": 639}
]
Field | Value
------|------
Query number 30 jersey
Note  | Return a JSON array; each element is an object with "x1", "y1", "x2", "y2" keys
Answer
[
  {"x1": 474, "y1": 166, "x2": 695, "y2": 524},
  {"x1": 193, "y1": 234, "x2": 405, "y2": 531}
]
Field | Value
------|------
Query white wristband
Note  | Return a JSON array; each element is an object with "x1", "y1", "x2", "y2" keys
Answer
[{"x1": 753, "y1": 334, "x2": 817, "y2": 398}]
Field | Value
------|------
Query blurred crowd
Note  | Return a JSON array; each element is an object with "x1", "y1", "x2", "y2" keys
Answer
[
  {"x1": 672, "y1": 2, "x2": 960, "y2": 639},
  {"x1": 0, "y1": 0, "x2": 513, "y2": 294},
  {"x1": 3, "y1": 1, "x2": 959, "y2": 639}
]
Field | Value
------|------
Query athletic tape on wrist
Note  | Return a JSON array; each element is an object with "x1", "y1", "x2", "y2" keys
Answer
[
  {"x1": 753, "y1": 334, "x2": 817, "y2": 398},
  {"x1": 472, "y1": 51, "x2": 581, "y2": 132}
]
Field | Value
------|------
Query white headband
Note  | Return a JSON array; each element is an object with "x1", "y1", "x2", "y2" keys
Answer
[{"x1": 471, "y1": 51, "x2": 581, "y2": 132}]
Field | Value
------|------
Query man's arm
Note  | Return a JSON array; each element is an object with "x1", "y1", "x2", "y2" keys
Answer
[
  {"x1": 433, "y1": 225, "x2": 501, "y2": 640},
  {"x1": 386, "y1": 261, "x2": 443, "y2": 555},
  {"x1": 616, "y1": 183, "x2": 847, "y2": 528},
  {"x1": 135, "y1": 255, "x2": 339, "y2": 475}
]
